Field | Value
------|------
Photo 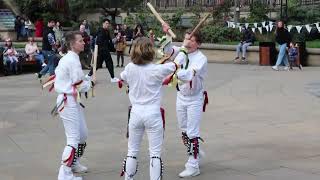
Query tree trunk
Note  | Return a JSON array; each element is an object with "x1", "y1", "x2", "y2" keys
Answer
[{"x1": 3, "y1": 0, "x2": 21, "y2": 15}]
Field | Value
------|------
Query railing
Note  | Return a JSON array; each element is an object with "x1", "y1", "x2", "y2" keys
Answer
[{"x1": 142, "y1": 0, "x2": 320, "y2": 8}]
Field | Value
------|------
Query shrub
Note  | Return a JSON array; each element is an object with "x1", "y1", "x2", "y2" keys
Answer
[{"x1": 201, "y1": 25, "x2": 241, "y2": 43}]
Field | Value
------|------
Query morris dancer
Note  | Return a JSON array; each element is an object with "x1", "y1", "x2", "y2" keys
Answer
[
  {"x1": 162, "y1": 24, "x2": 208, "y2": 178},
  {"x1": 119, "y1": 37, "x2": 179, "y2": 180},
  {"x1": 54, "y1": 31, "x2": 94, "y2": 180}
]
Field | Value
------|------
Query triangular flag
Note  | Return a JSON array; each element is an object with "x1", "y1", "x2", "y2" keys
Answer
[
  {"x1": 237, "y1": 23, "x2": 240, "y2": 27},
  {"x1": 254, "y1": 23, "x2": 258, "y2": 28},
  {"x1": 232, "y1": 24, "x2": 236, "y2": 28},
  {"x1": 316, "y1": 22, "x2": 319, "y2": 28},
  {"x1": 258, "y1": 27, "x2": 263, "y2": 34},
  {"x1": 239, "y1": 26, "x2": 242, "y2": 32},
  {"x1": 306, "y1": 25, "x2": 312, "y2": 33},
  {"x1": 245, "y1": 23, "x2": 249, "y2": 28},
  {"x1": 265, "y1": 26, "x2": 269, "y2": 32},
  {"x1": 262, "y1": 21, "x2": 266, "y2": 27},
  {"x1": 287, "y1": 25, "x2": 293, "y2": 32},
  {"x1": 269, "y1": 24, "x2": 274, "y2": 31},
  {"x1": 252, "y1": 28, "x2": 256, "y2": 33},
  {"x1": 296, "y1": 26, "x2": 303, "y2": 33},
  {"x1": 317, "y1": 27, "x2": 320, "y2": 33},
  {"x1": 269, "y1": 21, "x2": 273, "y2": 25},
  {"x1": 227, "y1": 21, "x2": 230, "y2": 27}
]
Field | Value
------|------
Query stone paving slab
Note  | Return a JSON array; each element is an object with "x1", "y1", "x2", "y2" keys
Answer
[{"x1": 1, "y1": 56, "x2": 320, "y2": 179}]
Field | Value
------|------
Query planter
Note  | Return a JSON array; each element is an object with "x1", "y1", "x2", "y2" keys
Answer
[{"x1": 259, "y1": 42, "x2": 276, "y2": 66}]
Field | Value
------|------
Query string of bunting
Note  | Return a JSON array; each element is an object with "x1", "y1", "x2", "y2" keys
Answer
[{"x1": 226, "y1": 21, "x2": 320, "y2": 34}]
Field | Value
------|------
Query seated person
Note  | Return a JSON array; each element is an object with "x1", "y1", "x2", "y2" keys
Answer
[
  {"x1": 234, "y1": 26, "x2": 255, "y2": 62},
  {"x1": 25, "y1": 37, "x2": 46, "y2": 67},
  {"x1": 3, "y1": 39, "x2": 19, "y2": 74}
]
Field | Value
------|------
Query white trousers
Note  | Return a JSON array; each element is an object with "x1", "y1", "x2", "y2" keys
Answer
[
  {"x1": 176, "y1": 92, "x2": 203, "y2": 169},
  {"x1": 125, "y1": 105, "x2": 164, "y2": 180},
  {"x1": 58, "y1": 98, "x2": 88, "y2": 180}
]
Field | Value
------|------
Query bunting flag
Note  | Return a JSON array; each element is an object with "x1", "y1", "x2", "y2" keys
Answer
[
  {"x1": 265, "y1": 26, "x2": 269, "y2": 32},
  {"x1": 227, "y1": 21, "x2": 230, "y2": 27},
  {"x1": 287, "y1": 25, "x2": 293, "y2": 32},
  {"x1": 317, "y1": 26, "x2": 320, "y2": 33},
  {"x1": 245, "y1": 23, "x2": 249, "y2": 28},
  {"x1": 237, "y1": 23, "x2": 240, "y2": 27},
  {"x1": 316, "y1": 22, "x2": 319, "y2": 28},
  {"x1": 239, "y1": 26, "x2": 242, "y2": 32},
  {"x1": 306, "y1": 24, "x2": 312, "y2": 33},
  {"x1": 254, "y1": 23, "x2": 258, "y2": 28},
  {"x1": 251, "y1": 28, "x2": 256, "y2": 33},
  {"x1": 258, "y1": 27, "x2": 263, "y2": 34},
  {"x1": 296, "y1": 25, "x2": 303, "y2": 33},
  {"x1": 269, "y1": 24, "x2": 274, "y2": 31},
  {"x1": 262, "y1": 21, "x2": 266, "y2": 27},
  {"x1": 269, "y1": 21, "x2": 273, "y2": 25},
  {"x1": 232, "y1": 24, "x2": 236, "y2": 28}
]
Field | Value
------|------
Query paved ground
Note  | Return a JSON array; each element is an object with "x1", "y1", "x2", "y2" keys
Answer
[{"x1": 1, "y1": 56, "x2": 320, "y2": 180}]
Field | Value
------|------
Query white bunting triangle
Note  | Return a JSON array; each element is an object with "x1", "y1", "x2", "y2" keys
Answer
[
  {"x1": 265, "y1": 26, "x2": 269, "y2": 32},
  {"x1": 316, "y1": 22, "x2": 319, "y2": 28},
  {"x1": 252, "y1": 28, "x2": 256, "y2": 33},
  {"x1": 239, "y1": 26, "x2": 242, "y2": 32},
  {"x1": 317, "y1": 27, "x2": 320, "y2": 33},
  {"x1": 269, "y1": 21, "x2": 273, "y2": 25},
  {"x1": 237, "y1": 23, "x2": 240, "y2": 27},
  {"x1": 296, "y1": 26, "x2": 303, "y2": 33},
  {"x1": 227, "y1": 21, "x2": 230, "y2": 27},
  {"x1": 258, "y1": 27, "x2": 263, "y2": 34},
  {"x1": 254, "y1": 23, "x2": 258, "y2": 28},
  {"x1": 287, "y1": 25, "x2": 293, "y2": 32},
  {"x1": 262, "y1": 21, "x2": 266, "y2": 27},
  {"x1": 269, "y1": 24, "x2": 274, "y2": 31},
  {"x1": 245, "y1": 23, "x2": 249, "y2": 28},
  {"x1": 306, "y1": 25, "x2": 312, "y2": 33}
]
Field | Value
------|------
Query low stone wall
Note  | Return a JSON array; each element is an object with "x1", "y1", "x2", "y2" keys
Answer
[{"x1": 123, "y1": 42, "x2": 320, "y2": 66}]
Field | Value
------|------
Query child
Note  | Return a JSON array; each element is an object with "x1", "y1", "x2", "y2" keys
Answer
[
  {"x1": 288, "y1": 42, "x2": 302, "y2": 70},
  {"x1": 115, "y1": 32, "x2": 127, "y2": 67},
  {"x1": 119, "y1": 37, "x2": 179, "y2": 180},
  {"x1": 3, "y1": 39, "x2": 19, "y2": 74}
]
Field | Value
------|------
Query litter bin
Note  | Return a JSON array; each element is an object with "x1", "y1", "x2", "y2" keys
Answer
[
  {"x1": 259, "y1": 42, "x2": 276, "y2": 66},
  {"x1": 296, "y1": 41, "x2": 307, "y2": 66}
]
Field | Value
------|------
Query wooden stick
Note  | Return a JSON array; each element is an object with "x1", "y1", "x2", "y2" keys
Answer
[
  {"x1": 91, "y1": 45, "x2": 98, "y2": 97},
  {"x1": 190, "y1": 14, "x2": 210, "y2": 37},
  {"x1": 147, "y1": 2, "x2": 176, "y2": 39}
]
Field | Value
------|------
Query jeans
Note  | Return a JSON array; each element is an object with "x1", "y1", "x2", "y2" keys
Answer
[
  {"x1": 275, "y1": 43, "x2": 289, "y2": 66},
  {"x1": 40, "y1": 50, "x2": 55, "y2": 75},
  {"x1": 34, "y1": 54, "x2": 45, "y2": 64},
  {"x1": 236, "y1": 42, "x2": 252, "y2": 58}
]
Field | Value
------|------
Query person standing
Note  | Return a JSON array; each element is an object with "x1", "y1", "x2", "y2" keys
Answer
[
  {"x1": 91, "y1": 18, "x2": 118, "y2": 82},
  {"x1": 79, "y1": 24, "x2": 91, "y2": 69},
  {"x1": 114, "y1": 32, "x2": 127, "y2": 67},
  {"x1": 55, "y1": 31, "x2": 93, "y2": 180},
  {"x1": 162, "y1": 24, "x2": 208, "y2": 178},
  {"x1": 119, "y1": 37, "x2": 179, "y2": 180},
  {"x1": 36, "y1": 19, "x2": 57, "y2": 79},
  {"x1": 272, "y1": 20, "x2": 291, "y2": 71},
  {"x1": 35, "y1": 18, "x2": 44, "y2": 38},
  {"x1": 14, "y1": 16, "x2": 22, "y2": 41}
]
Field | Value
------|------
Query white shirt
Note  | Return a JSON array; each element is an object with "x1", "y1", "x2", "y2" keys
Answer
[
  {"x1": 54, "y1": 51, "x2": 91, "y2": 97},
  {"x1": 120, "y1": 62, "x2": 176, "y2": 107},
  {"x1": 25, "y1": 43, "x2": 39, "y2": 56},
  {"x1": 164, "y1": 44, "x2": 207, "y2": 96}
]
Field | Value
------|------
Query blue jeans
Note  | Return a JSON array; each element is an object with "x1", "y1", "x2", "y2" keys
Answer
[
  {"x1": 40, "y1": 50, "x2": 55, "y2": 76},
  {"x1": 236, "y1": 42, "x2": 252, "y2": 58},
  {"x1": 34, "y1": 54, "x2": 45, "y2": 64},
  {"x1": 275, "y1": 43, "x2": 289, "y2": 66}
]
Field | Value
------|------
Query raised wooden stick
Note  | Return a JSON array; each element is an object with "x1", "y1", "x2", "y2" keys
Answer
[
  {"x1": 91, "y1": 45, "x2": 98, "y2": 97},
  {"x1": 190, "y1": 14, "x2": 210, "y2": 37},
  {"x1": 147, "y1": 2, "x2": 176, "y2": 38}
]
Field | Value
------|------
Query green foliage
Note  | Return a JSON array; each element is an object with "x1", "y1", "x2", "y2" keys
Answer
[
  {"x1": 211, "y1": 0, "x2": 232, "y2": 25},
  {"x1": 247, "y1": 0, "x2": 270, "y2": 23},
  {"x1": 201, "y1": 25, "x2": 241, "y2": 43}
]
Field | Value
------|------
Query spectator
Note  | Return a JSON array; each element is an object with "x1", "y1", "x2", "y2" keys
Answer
[
  {"x1": 133, "y1": 24, "x2": 145, "y2": 40},
  {"x1": 3, "y1": 39, "x2": 19, "y2": 74},
  {"x1": 272, "y1": 20, "x2": 291, "y2": 71},
  {"x1": 114, "y1": 32, "x2": 126, "y2": 67},
  {"x1": 25, "y1": 18, "x2": 32, "y2": 37},
  {"x1": 79, "y1": 24, "x2": 91, "y2": 69},
  {"x1": 20, "y1": 17, "x2": 26, "y2": 39},
  {"x1": 82, "y1": 19, "x2": 91, "y2": 36},
  {"x1": 148, "y1": 28, "x2": 155, "y2": 46},
  {"x1": 114, "y1": 24, "x2": 121, "y2": 37},
  {"x1": 25, "y1": 37, "x2": 46, "y2": 69},
  {"x1": 89, "y1": 18, "x2": 118, "y2": 83},
  {"x1": 234, "y1": 26, "x2": 254, "y2": 62},
  {"x1": 53, "y1": 21, "x2": 64, "y2": 45},
  {"x1": 288, "y1": 42, "x2": 302, "y2": 70},
  {"x1": 36, "y1": 19, "x2": 57, "y2": 79},
  {"x1": 122, "y1": 24, "x2": 133, "y2": 41},
  {"x1": 35, "y1": 18, "x2": 44, "y2": 38},
  {"x1": 14, "y1": 16, "x2": 22, "y2": 40}
]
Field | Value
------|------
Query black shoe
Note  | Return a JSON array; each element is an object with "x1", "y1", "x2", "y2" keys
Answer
[
  {"x1": 116, "y1": 65, "x2": 120, "y2": 68},
  {"x1": 121, "y1": 65, "x2": 124, "y2": 68}
]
